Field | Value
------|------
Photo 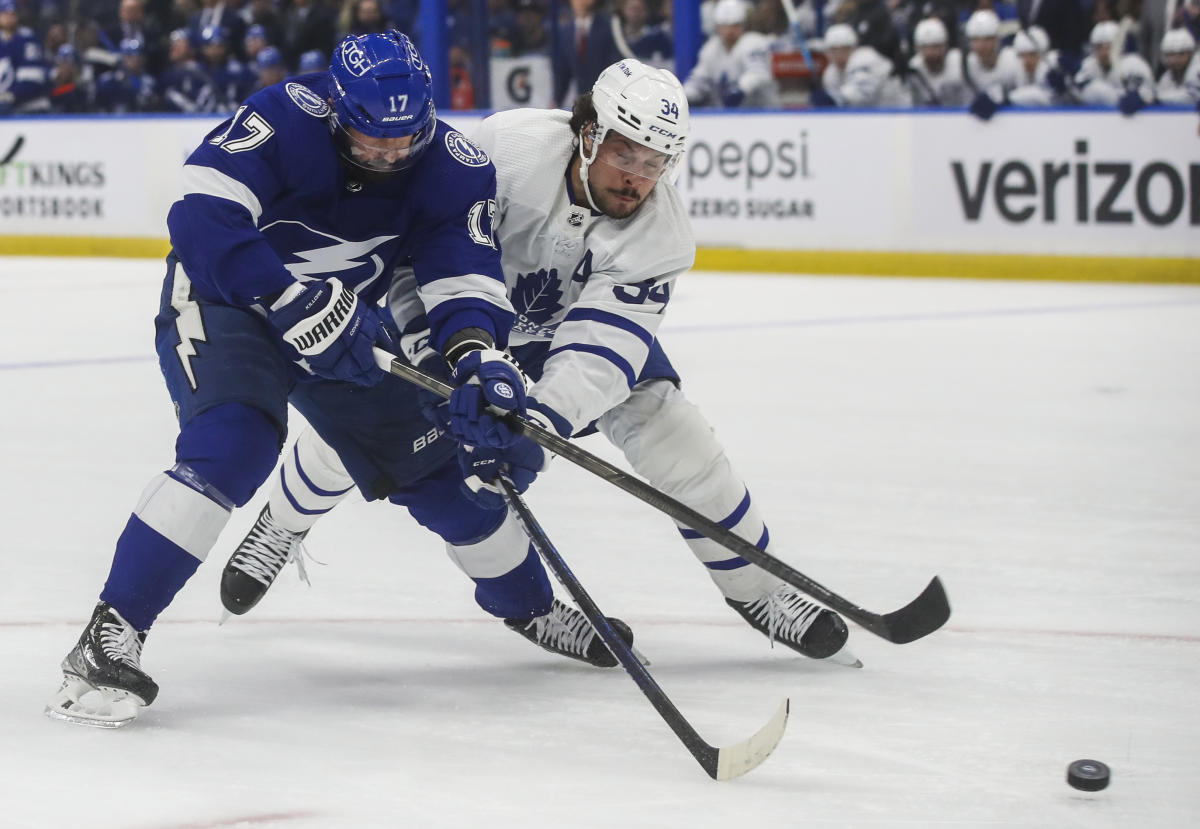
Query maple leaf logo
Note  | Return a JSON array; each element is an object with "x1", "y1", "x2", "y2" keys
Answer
[{"x1": 513, "y1": 268, "x2": 563, "y2": 326}]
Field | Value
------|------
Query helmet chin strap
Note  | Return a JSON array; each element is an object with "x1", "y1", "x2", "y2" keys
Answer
[{"x1": 577, "y1": 128, "x2": 602, "y2": 213}]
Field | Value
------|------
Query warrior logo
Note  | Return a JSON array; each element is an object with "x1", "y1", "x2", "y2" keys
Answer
[{"x1": 341, "y1": 40, "x2": 371, "y2": 77}]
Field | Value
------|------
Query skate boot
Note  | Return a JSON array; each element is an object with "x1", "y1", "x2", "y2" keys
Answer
[
  {"x1": 45, "y1": 602, "x2": 158, "y2": 728},
  {"x1": 220, "y1": 505, "x2": 309, "y2": 616},
  {"x1": 727, "y1": 584, "x2": 860, "y2": 666},
  {"x1": 505, "y1": 598, "x2": 634, "y2": 668}
]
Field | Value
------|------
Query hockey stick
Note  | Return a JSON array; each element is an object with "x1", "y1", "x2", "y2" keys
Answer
[
  {"x1": 497, "y1": 476, "x2": 789, "y2": 781},
  {"x1": 373, "y1": 348, "x2": 951, "y2": 645}
]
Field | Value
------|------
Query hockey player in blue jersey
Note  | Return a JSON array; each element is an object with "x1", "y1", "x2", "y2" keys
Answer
[
  {"x1": 221, "y1": 59, "x2": 858, "y2": 667},
  {"x1": 45, "y1": 31, "x2": 622, "y2": 729},
  {"x1": 0, "y1": 0, "x2": 50, "y2": 115}
]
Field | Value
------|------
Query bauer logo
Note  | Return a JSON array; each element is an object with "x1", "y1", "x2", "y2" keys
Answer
[
  {"x1": 341, "y1": 41, "x2": 370, "y2": 77},
  {"x1": 445, "y1": 131, "x2": 489, "y2": 168},
  {"x1": 286, "y1": 83, "x2": 330, "y2": 118}
]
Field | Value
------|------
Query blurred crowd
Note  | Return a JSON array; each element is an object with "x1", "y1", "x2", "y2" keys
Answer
[{"x1": 0, "y1": 0, "x2": 1196, "y2": 115}]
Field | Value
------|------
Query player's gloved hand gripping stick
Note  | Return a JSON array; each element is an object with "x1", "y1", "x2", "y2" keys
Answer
[{"x1": 374, "y1": 348, "x2": 952, "y2": 645}]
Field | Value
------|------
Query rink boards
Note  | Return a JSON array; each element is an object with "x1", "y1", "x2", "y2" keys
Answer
[{"x1": 0, "y1": 108, "x2": 1195, "y2": 282}]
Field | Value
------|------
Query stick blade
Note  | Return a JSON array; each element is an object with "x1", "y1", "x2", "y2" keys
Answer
[
  {"x1": 714, "y1": 698, "x2": 790, "y2": 781},
  {"x1": 879, "y1": 576, "x2": 952, "y2": 644}
]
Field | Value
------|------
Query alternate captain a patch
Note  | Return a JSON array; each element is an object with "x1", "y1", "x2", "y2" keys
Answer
[
  {"x1": 445, "y1": 131, "x2": 489, "y2": 168},
  {"x1": 286, "y1": 83, "x2": 330, "y2": 118}
]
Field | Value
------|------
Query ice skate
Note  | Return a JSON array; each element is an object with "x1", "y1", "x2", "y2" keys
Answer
[
  {"x1": 505, "y1": 598, "x2": 635, "y2": 668},
  {"x1": 45, "y1": 602, "x2": 158, "y2": 728},
  {"x1": 727, "y1": 584, "x2": 861, "y2": 667},
  {"x1": 220, "y1": 505, "x2": 309, "y2": 616}
]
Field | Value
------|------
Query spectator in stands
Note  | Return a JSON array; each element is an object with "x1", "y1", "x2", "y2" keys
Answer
[
  {"x1": 0, "y1": 0, "x2": 50, "y2": 114},
  {"x1": 487, "y1": 0, "x2": 518, "y2": 55},
  {"x1": 812, "y1": 21, "x2": 909, "y2": 106},
  {"x1": 907, "y1": 16, "x2": 970, "y2": 106},
  {"x1": 684, "y1": 0, "x2": 780, "y2": 107},
  {"x1": 200, "y1": 24, "x2": 253, "y2": 111},
  {"x1": 243, "y1": 0, "x2": 284, "y2": 49},
  {"x1": 510, "y1": 0, "x2": 548, "y2": 55},
  {"x1": 833, "y1": 0, "x2": 902, "y2": 67},
  {"x1": 243, "y1": 22, "x2": 269, "y2": 63},
  {"x1": 107, "y1": 0, "x2": 165, "y2": 73},
  {"x1": 1007, "y1": 26, "x2": 1055, "y2": 104},
  {"x1": 339, "y1": 0, "x2": 395, "y2": 39},
  {"x1": 296, "y1": 47, "x2": 325, "y2": 73},
  {"x1": 1156, "y1": 28, "x2": 1199, "y2": 103},
  {"x1": 553, "y1": 0, "x2": 620, "y2": 107},
  {"x1": 191, "y1": 0, "x2": 245, "y2": 56},
  {"x1": 252, "y1": 43, "x2": 285, "y2": 89},
  {"x1": 280, "y1": 0, "x2": 334, "y2": 68},
  {"x1": 96, "y1": 37, "x2": 159, "y2": 112},
  {"x1": 49, "y1": 43, "x2": 96, "y2": 113},
  {"x1": 614, "y1": 0, "x2": 673, "y2": 67},
  {"x1": 962, "y1": 9, "x2": 1022, "y2": 117},
  {"x1": 159, "y1": 26, "x2": 215, "y2": 112}
]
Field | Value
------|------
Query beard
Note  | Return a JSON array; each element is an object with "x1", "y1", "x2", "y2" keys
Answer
[{"x1": 596, "y1": 185, "x2": 646, "y2": 219}]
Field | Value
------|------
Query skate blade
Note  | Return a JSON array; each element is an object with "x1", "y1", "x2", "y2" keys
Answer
[
  {"x1": 219, "y1": 609, "x2": 234, "y2": 626},
  {"x1": 44, "y1": 676, "x2": 142, "y2": 728},
  {"x1": 823, "y1": 644, "x2": 863, "y2": 669},
  {"x1": 631, "y1": 644, "x2": 651, "y2": 667}
]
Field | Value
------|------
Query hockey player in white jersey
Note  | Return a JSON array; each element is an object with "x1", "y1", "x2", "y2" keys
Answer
[
  {"x1": 1075, "y1": 21, "x2": 1125, "y2": 105},
  {"x1": 1007, "y1": 28, "x2": 1054, "y2": 106},
  {"x1": 683, "y1": 0, "x2": 780, "y2": 108},
  {"x1": 907, "y1": 18, "x2": 970, "y2": 107},
  {"x1": 963, "y1": 9, "x2": 1023, "y2": 119},
  {"x1": 222, "y1": 58, "x2": 857, "y2": 666},
  {"x1": 813, "y1": 23, "x2": 910, "y2": 108},
  {"x1": 1155, "y1": 28, "x2": 1199, "y2": 105}
]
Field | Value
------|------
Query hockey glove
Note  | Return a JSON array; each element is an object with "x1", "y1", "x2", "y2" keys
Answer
[
  {"x1": 969, "y1": 91, "x2": 1004, "y2": 121},
  {"x1": 458, "y1": 434, "x2": 551, "y2": 510},
  {"x1": 721, "y1": 86, "x2": 746, "y2": 108},
  {"x1": 449, "y1": 348, "x2": 530, "y2": 449},
  {"x1": 268, "y1": 278, "x2": 391, "y2": 386},
  {"x1": 809, "y1": 87, "x2": 839, "y2": 108}
]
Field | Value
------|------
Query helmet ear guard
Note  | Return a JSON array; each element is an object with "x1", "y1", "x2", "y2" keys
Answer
[{"x1": 328, "y1": 30, "x2": 437, "y2": 174}]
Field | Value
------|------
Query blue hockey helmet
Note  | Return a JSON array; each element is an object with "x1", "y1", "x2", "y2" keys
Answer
[{"x1": 327, "y1": 30, "x2": 436, "y2": 173}]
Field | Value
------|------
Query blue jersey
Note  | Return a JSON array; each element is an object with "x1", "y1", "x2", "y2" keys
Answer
[
  {"x1": 159, "y1": 60, "x2": 215, "y2": 113},
  {"x1": 0, "y1": 27, "x2": 49, "y2": 113},
  {"x1": 168, "y1": 74, "x2": 512, "y2": 352}
]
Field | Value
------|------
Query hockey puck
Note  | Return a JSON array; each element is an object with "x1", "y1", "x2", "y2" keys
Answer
[{"x1": 1067, "y1": 759, "x2": 1110, "y2": 791}]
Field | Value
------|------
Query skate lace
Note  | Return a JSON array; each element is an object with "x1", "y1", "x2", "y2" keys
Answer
[
  {"x1": 230, "y1": 512, "x2": 312, "y2": 587},
  {"x1": 98, "y1": 618, "x2": 143, "y2": 670},
  {"x1": 743, "y1": 585, "x2": 823, "y2": 647},
  {"x1": 524, "y1": 602, "x2": 597, "y2": 658}
]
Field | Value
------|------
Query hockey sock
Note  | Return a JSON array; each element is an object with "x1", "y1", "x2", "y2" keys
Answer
[
  {"x1": 471, "y1": 545, "x2": 554, "y2": 620},
  {"x1": 101, "y1": 466, "x2": 233, "y2": 631},
  {"x1": 269, "y1": 428, "x2": 356, "y2": 533}
]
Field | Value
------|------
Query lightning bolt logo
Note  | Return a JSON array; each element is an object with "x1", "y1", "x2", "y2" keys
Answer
[
  {"x1": 264, "y1": 221, "x2": 398, "y2": 294},
  {"x1": 170, "y1": 262, "x2": 207, "y2": 391}
]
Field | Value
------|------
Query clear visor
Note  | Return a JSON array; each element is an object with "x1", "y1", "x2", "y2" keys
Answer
[
  {"x1": 591, "y1": 129, "x2": 677, "y2": 182},
  {"x1": 341, "y1": 128, "x2": 419, "y2": 172}
]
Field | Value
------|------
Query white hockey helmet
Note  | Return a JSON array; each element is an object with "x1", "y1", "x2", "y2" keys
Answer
[
  {"x1": 1028, "y1": 25, "x2": 1050, "y2": 53},
  {"x1": 712, "y1": 0, "x2": 748, "y2": 27},
  {"x1": 914, "y1": 18, "x2": 948, "y2": 48},
  {"x1": 578, "y1": 59, "x2": 690, "y2": 211},
  {"x1": 964, "y1": 10, "x2": 1000, "y2": 39},
  {"x1": 1089, "y1": 21, "x2": 1119, "y2": 47},
  {"x1": 1161, "y1": 27, "x2": 1196, "y2": 55},
  {"x1": 824, "y1": 23, "x2": 858, "y2": 49},
  {"x1": 1117, "y1": 53, "x2": 1153, "y2": 85},
  {"x1": 1013, "y1": 30, "x2": 1038, "y2": 54}
]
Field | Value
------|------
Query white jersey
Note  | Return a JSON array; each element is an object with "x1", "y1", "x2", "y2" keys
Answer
[
  {"x1": 907, "y1": 48, "x2": 971, "y2": 107},
  {"x1": 1074, "y1": 54, "x2": 1122, "y2": 104},
  {"x1": 1008, "y1": 59, "x2": 1054, "y2": 106},
  {"x1": 684, "y1": 31, "x2": 780, "y2": 108},
  {"x1": 470, "y1": 108, "x2": 695, "y2": 435},
  {"x1": 1156, "y1": 56, "x2": 1200, "y2": 104},
  {"x1": 821, "y1": 46, "x2": 910, "y2": 107},
  {"x1": 965, "y1": 47, "x2": 1023, "y2": 98}
]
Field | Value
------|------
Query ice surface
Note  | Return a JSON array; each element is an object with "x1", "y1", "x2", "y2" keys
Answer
[{"x1": 1, "y1": 257, "x2": 1198, "y2": 828}]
